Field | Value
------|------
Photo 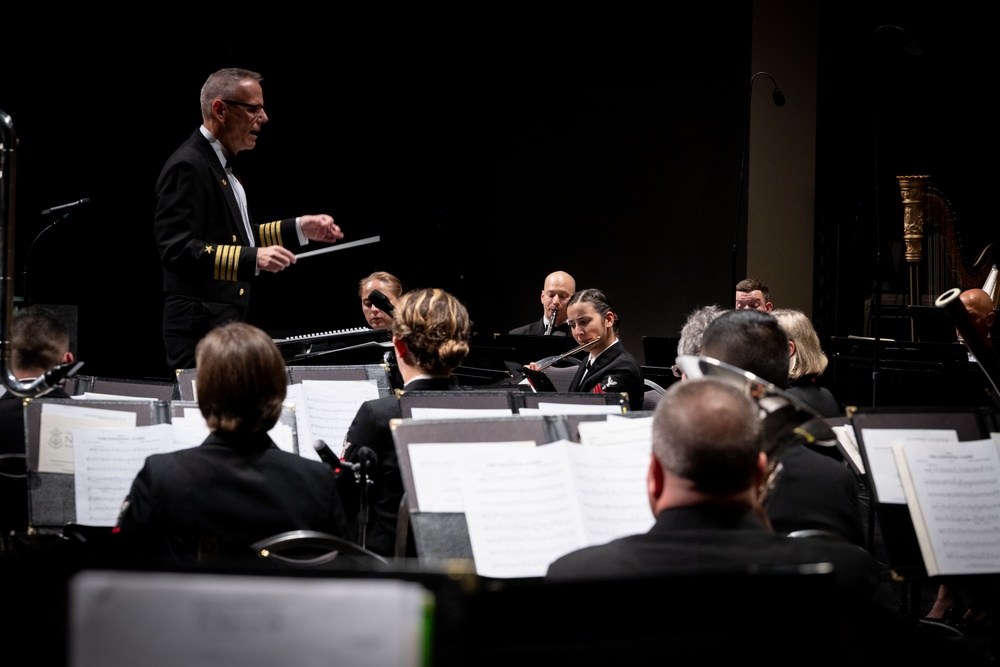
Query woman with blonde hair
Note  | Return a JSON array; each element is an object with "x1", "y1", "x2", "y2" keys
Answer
[{"x1": 771, "y1": 309, "x2": 842, "y2": 418}]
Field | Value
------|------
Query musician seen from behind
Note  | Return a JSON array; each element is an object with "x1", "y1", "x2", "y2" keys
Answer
[
  {"x1": 338, "y1": 287, "x2": 472, "y2": 557},
  {"x1": 1, "y1": 306, "x2": 75, "y2": 536},
  {"x1": 957, "y1": 287, "x2": 996, "y2": 361},
  {"x1": 734, "y1": 277, "x2": 773, "y2": 312},
  {"x1": 359, "y1": 271, "x2": 403, "y2": 330},
  {"x1": 772, "y1": 308, "x2": 842, "y2": 418},
  {"x1": 698, "y1": 309, "x2": 864, "y2": 547},
  {"x1": 546, "y1": 378, "x2": 879, "y2": 613},
  {"x1": 116, "y1": 322, "x2": 350, "y2": 561},
  {"x1": 562, "y1": 288, "x2": 644, "y2": 411},
  {"x1": 155, "y1": 67, "x2": 343, "y2": 372},
  {"x1": 510, "y1": 270, "x2": 576, "y2": 336}
]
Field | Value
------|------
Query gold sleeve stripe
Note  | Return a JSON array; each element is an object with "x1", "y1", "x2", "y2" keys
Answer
[
  {"x1": 258, "y1": 220, "x2": 283, "y2": 247},
  {"x1": 213, "y1": 244, "x2": 241, "y2": 282}
]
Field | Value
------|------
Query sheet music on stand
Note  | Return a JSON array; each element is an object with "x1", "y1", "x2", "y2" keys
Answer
[
  {"x1": 851, "y1": 406, "x2": 996, "y2": 575},
  {"x1": 892, "y1": 436, "x2": 1000, "y2": 576},
  {"x1": 391, "y1": 413, "x2": 654, "y2": 576},
  {"x1": 24, "y1": 398, "x2": 163, "y2": 533}
]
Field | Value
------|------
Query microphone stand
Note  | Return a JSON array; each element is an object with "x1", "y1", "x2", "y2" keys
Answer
[
  {"x1": 731, "y1": 72, "x2": 785, "y2": 298},
  {"x1": 22, "y1": 212, "x2": 69, "y2": 304},
  {"x1": 23, "y1": 198, "x2": 90, "y2": 304},
  {"x1": 358, "y1": 461, "x2": 372, "y2": 549}
]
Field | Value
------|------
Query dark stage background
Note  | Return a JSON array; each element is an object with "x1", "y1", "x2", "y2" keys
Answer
[{"x1": 3, "y1": 5, "x2": 994, "y2": 382}]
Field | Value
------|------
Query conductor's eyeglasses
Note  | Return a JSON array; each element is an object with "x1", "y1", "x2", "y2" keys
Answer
[{"x1": 223, "y1": 100, "x2": 265, "y2": 116}]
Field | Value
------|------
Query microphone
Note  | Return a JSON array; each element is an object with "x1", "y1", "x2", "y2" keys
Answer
[
  {"x1": 313, "y1": 439, "x2": 352, "y2": 471},
  {"x1": 369, "y1": 289, "x2": 395, "y2": 317},
  {"x1": 544, "y1": 309, "x2": 557, "y2": 335},
  {"x1": 356, "y1": 446, "x2": 378, "y2": 476},
  {"x1": 41, "y1": 197, "x2": 90, "y2": 215}
]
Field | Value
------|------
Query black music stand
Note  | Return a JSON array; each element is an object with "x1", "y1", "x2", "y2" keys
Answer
[
  {"x1": 641, "y1": 336, "x2": 680, "y2": 367},
  {"x1": 24, "y1": 398, "x2": 165, "y2": 535}
]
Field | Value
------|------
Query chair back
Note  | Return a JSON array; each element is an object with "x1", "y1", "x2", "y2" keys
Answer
[{"x1": 251, "y1": 530, "x2": 390, "y2": 569}]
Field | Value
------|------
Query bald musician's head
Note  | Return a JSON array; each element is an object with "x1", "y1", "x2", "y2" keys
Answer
[
  {"x1": 957, "y1": 288, "x2": 996, "y2": 341},
  {"x1": 540, "y1": 271, "x2": 576, "y2": 327},
  {"x1": 647, "y1": 378, "x2": 766, "y2": 516}
]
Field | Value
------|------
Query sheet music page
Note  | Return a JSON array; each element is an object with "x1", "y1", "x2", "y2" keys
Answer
[
  {"x1": 73, "y1": 423, "x2": 192, "y2": 526},
  {"x1": 408, "y1": 407, "x2": 514, "y2": 420},
  {"x1": 407, "y1": 441, "x2": 536, "y2": 512},
  {"x1": 859, "y1": 428, "x2": 958, "y2": 504},
  {"x1": 291, "y1": 380, "x2": 379, "y2": 462},
  {"x1": 832, "y1": 425, "x2": 865, "y2": 475},
  {"x1": 461, "y1": 440, "x2": 588, "y2": 578},
  {"x1": 534, "y1": 402, "x2": 623, "y2": 415},
  {"x1": 38, "y1": 403, "x2": 138, "y2": 474},
  {"x1": 893, "y1": 438, "x2": 1000, "y2": 576},
  {"x1": 576, "y1": 416, "x2": 653, "y2": 447},
  {"x1": 77, "y1": 393, "x2": 157, "y2": 402},
  {"x1": 564, "y1": 441, "x2": 654, "y2": 544}
]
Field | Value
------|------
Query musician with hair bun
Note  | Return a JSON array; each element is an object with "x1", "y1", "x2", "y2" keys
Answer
[
  {"x1": 338, "y1": 287, "x2": 472, "y2": 557},
  {"x1": 563, "y1": 288, "x2": 644, "y2": 411}
]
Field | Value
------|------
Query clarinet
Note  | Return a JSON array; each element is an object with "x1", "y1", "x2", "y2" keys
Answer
[{"x1": 544, "y1": 309, "x2": 557, "y2": 336}]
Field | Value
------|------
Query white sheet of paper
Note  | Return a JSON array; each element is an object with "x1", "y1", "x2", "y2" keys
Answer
[
  {"x1": 38, "y1": 403, "x2": 138, "y2": 474},
  {"x1": 461, "y1": 441, "x2": 589, "y2": 578},
  {"x1": 832, "y1": 425, "x2": 864, "y2": 474},
  {"x1": 893, "y1": 438, "x2": 1000, "y2": 575},
  {"x1": 73, "y1": 424, "x2": 192, "y2": 525},
  {"x1": 563, "y1": 440, "x2": 654, "y2": 544},
  {"x1": 860, "y1": 428, "x2": 958, "y2": 504},
  {"x1": 289, "y1": 380, "x2": 380, "y2": 462},
  {"x1": 535, "y1": 402, "x2": 623, "y2": 415},
  {"x1": 461, "y1": 439, "x2": 654, "y2": 578},
  {"x1": 576, "y1": 416, "x2": 653, "y2": 447},
  {"x1": 408, "y1": 407, "x2": 514, "y2": 420},
  {"x1": 407, "y1": 441, "x2": 536, "y2": 512},
  {"x1": 77, "y1": 393, "x2": 157, "y2": 402}
]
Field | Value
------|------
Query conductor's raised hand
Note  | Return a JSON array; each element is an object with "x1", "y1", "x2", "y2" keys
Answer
[
  {"x1": 299, "y1": 214, "x2": 344, "y2": 243},
  {"x1": 256, "y1": 245, "x2": 297, "y2": 273}
]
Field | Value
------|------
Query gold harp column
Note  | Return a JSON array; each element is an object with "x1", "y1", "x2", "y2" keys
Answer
[{"x1": 898, "y1": 175, "x2": 928, "y2": 340}]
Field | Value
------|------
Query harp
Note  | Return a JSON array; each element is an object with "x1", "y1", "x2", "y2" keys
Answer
[{"x1": 897, "y1": 175, "x2": 997, "y2": 339}]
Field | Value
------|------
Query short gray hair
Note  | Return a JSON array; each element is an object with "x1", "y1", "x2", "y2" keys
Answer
[
  {"x1": 652, "y1": 378, "x2": 763, "y2": 494},
  {"x1": 677, "y1": 305, "x2": 726, "y2": 357},
  {"x1": 200, "y1": 68, "x2": 263, "y2": 120}
]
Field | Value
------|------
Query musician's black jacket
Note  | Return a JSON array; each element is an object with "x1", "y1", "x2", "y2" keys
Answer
[
  {"x1": 116, "y1": 430, "x2": 349, "y2": 560},
  {"x1": 338, "y1": 376, "x2": 462, "y2": 557},
  {"x1": 567, "y1": 341, "x2": 645, "y2": 411}
]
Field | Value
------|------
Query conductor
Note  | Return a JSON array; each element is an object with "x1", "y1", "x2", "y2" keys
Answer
[{"x1": 155, "y1": 67, "x2": 343, "y2": 370}]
